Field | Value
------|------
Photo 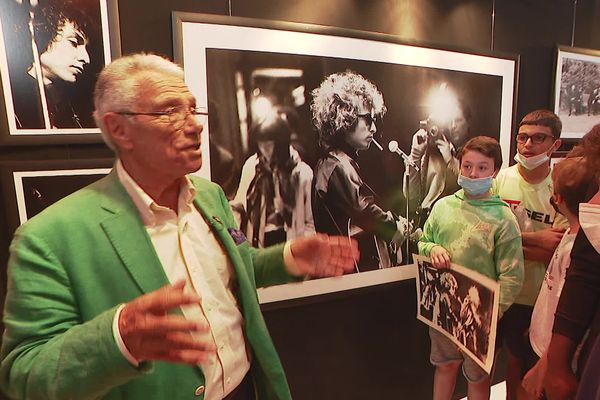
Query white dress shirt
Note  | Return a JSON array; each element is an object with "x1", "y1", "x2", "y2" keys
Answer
[{"x1": 112, "y1": 160, "x2": 251, "y2": 400}]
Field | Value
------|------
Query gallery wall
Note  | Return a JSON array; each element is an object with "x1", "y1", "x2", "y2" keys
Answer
[{"x1": 1, "y1": 0, "x2": 599, "y2": 399}]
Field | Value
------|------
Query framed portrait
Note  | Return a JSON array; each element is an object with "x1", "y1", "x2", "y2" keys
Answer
[
  {"x1": 172, "y1": 13, "x2": 518, "y2": 303},
  {"x1": 414, "y1": 255, "x2": 499, "y2": 374},
  {"x1": 0, "y1": 158, "x2": 113, "y2": 235},
  {"x1": 552, "y1": 45, "x2": 600, "y2": 139},
  {"x1": 0, "y1": 0, "x2": 121, "y2": 144}
]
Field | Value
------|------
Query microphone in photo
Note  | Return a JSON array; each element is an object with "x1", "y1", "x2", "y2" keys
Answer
[{"x1": 388, "y1": 140, "x2": 419, "y2": 171}]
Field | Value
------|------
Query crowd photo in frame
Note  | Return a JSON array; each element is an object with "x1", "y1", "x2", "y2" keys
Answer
[
  {"x1": 553, "y1": 45, "x2": 600, "y2": 139},
  {"x1": 0, "y1": 0, "x2": 120, "y2": 143},
  {"x1": 0, "y1": 158, "x2": 113, "y2": 235},
  {"x1": 172, "y1": 13, "x2": 518, "y2": 302},
  {"x1": 414, "y1": 255, "x2": 499, "y2": 374}
]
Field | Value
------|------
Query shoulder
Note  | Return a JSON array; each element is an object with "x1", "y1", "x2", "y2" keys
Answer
[{"x1": 189, "y1": 175, "x2": 225, "y2": 197}]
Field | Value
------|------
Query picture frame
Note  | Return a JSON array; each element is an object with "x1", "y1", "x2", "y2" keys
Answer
[
  {"x1": 552, "y1": 45, "x2": 600, "y2": 139},
  {"x1": 415, "y1": 255, "x2": 499, "y2": 374},
  {"x1": 172, "y1": 13, "x2": 518, "y2": 303},
  {"x1": 0, "y1": 0, "x2": 121, "y2": 145},
  {"x1": 0, "y1": 158, "x2": 113, "y2": 236}
]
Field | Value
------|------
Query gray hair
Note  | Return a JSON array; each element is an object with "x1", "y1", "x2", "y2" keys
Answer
[{"x1": 93, "y1": 53, "x2": 185, "y2": 151}]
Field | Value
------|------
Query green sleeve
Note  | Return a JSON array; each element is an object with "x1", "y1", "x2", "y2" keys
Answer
[
  {"x1": 418, "y1": 206, "x2": 439, "y2": 256},
  {"x1": 494, "y1": 219, "x2": 525, "y2": 315},
  {"x1": 0, "y1": 231, "x2": 149, "y2": 400}
]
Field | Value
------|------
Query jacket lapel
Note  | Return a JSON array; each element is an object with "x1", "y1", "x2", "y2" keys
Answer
[{"x1": 98, "y1": 171, "x2": 170, "y2": 294}]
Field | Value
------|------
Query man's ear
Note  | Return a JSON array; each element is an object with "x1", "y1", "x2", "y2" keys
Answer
[{"x1": 103, "y1": 112, "x2": 133, "y2": 151}]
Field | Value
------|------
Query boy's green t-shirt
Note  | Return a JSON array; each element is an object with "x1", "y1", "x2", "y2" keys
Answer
[{"x1": 418, "y1": 190, "x2": 524, "y2": 314}]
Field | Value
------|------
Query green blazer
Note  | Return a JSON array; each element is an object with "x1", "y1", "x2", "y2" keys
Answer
[{"x1": 0, "y1": 171, "x2": 293, "y2": 400}]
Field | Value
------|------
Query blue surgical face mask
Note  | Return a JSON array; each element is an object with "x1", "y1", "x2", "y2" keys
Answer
[
  {"x1": 514, "y1": 151, "x2": 550, "y2": 170},
  {"x1": 457, "y1": 174, "x2": 494, "y2": 197}
]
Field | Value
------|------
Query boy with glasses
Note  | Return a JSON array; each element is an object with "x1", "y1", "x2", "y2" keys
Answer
[{"x1": 493, "y1": 109, "x2": 569, "y2": 400}]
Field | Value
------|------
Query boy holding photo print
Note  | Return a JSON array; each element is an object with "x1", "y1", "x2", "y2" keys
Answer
[{"x1": 418, "y1": 136, "x2": 524, "y2": 400}]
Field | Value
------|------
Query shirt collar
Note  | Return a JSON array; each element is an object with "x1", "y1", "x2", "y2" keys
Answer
[{"x1": 116, "y1": 160, "x2": 197, "y2": 226}]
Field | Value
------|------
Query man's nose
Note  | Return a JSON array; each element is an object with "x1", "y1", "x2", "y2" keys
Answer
[{"x1": 79, "y1": 46, "x2": 90, "y2": 64}]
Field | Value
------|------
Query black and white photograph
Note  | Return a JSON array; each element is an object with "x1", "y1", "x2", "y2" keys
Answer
[
  {"x1": 414, "y1": 254, "x2": 499, "y2": 374},
  {"x1": 0, "y1": 159, "x2": 113, "y2": 235},
  {"x1": 0, "y1": 0, "x2": 118, "y2": 140},
  {"x1": 553, "y1": 45, "x2": 600, "y2": 139},
  {"x1": 173, "y1": 13, "x2": 517, "y2": 302}
]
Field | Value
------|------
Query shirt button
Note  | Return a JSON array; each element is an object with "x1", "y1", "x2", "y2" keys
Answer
[{"x1": 194, "y1": 385, "x2": 205, "y2": 396}]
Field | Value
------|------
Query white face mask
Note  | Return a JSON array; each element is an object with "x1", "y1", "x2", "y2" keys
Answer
[{"x1": 514, "y1": 151, "x2": 550, "y2": 170}]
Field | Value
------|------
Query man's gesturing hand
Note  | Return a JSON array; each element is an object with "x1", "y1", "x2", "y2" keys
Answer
[
  {"x1": 290, "y1": 234, "x2": 359, "y2": 277},
  {"x1": 119, "y1": 280, "x2": 215, "y2": 366}
]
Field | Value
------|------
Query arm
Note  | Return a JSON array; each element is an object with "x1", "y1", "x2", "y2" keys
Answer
[
  {"x1": 522, "y1": 229, "x2": 566, "y2": 263},
  {"x1": 328, "y1": 164, "x2": 398, "y2": 242},
  {"x1": 545, "y1": 334, "x2": 579, "y2": 400},
  {"x1": 403, "y1": 128, "x2": 427, "y2": 213},
  {"x1": 494, "y1": 219, "x2": 525, "y2": 315},
  {"x1": 0, "y1": 231, "x2": 145, "y2": 400}
]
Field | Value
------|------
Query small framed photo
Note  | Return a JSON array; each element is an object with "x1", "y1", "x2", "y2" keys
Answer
[
  {"x1": 0, "y1": 0, "x2": 121, "y2": 145},
  {"x1": 414, "y1": 255, "x2": 499, "y2": 374},
  {"x1": 0, "y1": 158, "x2": 113, "y2": 235},
  {"x1": 553, "y1": 45, "x2": 600, "y2": 139}
]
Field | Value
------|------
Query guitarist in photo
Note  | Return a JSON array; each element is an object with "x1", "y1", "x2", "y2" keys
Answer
[{"x1": 310, "y1": 71, "x2": 407, "y2": 272}]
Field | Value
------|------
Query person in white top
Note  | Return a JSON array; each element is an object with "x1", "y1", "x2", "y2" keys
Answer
[
  {"x1": 520, "y1": 156, "x2": 598, "y2": 399},
  {"x1": 493, "y1": 109, "x2": 569, "y2": 400}
]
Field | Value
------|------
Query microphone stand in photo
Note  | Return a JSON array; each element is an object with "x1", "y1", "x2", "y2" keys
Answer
[{"x1": 388, "y1": 139, "x2": 419, "y2": 260}]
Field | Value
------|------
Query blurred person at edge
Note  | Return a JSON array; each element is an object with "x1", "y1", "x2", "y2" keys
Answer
[
  {"x1": 492, "y1": 110, "x2": 568, "y2": 400},
  {"x1": 545, "y1": 124, "x2": 600, "y2": 400},
  {"x1": 0, "y1": 53, "x2": 359, "y2": 400}
]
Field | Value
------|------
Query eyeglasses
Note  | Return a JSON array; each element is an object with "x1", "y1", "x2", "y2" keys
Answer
[
  {"x1": 116, "y1": 106, "x2": 208, "y2": 130},
  {"x1": 516, "y1": 132, "x2": 555, "y2": 144},
  {"x1": 357, "y1": 113, "x2": 377, "y2": 126}
]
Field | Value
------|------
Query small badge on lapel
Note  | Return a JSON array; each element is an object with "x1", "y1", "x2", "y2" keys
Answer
[{"x1": 228, "y1": 227, "x2": 247, "y2": 245}]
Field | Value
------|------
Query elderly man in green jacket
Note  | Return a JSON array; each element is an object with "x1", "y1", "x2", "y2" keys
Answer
[{"x1": 0, "y1": 53, "x2": 359, "y2": 400}]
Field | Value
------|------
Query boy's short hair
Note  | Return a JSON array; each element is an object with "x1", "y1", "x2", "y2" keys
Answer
[
  {"x1": 519, "y1": 109, "x2": 562, "y2": 139},
  {"x1": 457, "y1": 135, "x2": 502, "y2": 169},
  {"x1": 552, "y1": 156, "x2": 598, "y2": 215}
]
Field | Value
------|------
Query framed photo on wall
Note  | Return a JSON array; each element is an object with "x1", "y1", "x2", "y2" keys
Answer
[
  {"x1": 553, "y1": 45, "x2": 600, "y2": 139},
  {"x1": 172, "y1": 13, "x2": 518, "y2": 303},
  {"x1": 0, "y1": 0, "x2": 121, "y2": 145},
  {"x1": 0, "y1": 158, "x2": 113, "y2": 236}
]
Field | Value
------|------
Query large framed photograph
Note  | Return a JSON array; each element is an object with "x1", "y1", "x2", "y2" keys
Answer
[
  {"x1": 414, "y1": 255, "x2": 499, "y2": 374},
  {"x1": 553, "y1": 45, "x2": 600, "y2": 139},
  {"x1": 0, "y1": 158, "x2": 113, "y2": 235},
  {"x1": 172, "y1": 13, "x2": 518, "y2": 303},
  {"x1": 0, "y1": 0, "x2": 121, "y2": 144}
]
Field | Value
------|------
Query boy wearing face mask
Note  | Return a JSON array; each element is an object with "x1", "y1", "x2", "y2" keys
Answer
[
  {"x1": 493, "y1": 110, "x2": 569, "y2": 400},
  {"x1": 419, "y1": 136, "x2": 524, "y2": 400}
]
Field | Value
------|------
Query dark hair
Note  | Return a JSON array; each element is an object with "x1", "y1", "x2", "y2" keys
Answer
[
  {"x1": 552, "y1": 157, "x2": 598, "y2": 215},
  {"x1": 458, "y1": 135, "x2": 502, "y2": 169},
  {"x1": 32, "y1": 0, "x2": 93, "y2": 54},
  {"x1": 519, "y1": 109, "x2": 562, "y2": 139},
  {"x1": 250, "y1": 111, "x2": 293, "y2": 167},
  {"x1": 310, "y1": 71, "x2": 386, "y2": 150}
]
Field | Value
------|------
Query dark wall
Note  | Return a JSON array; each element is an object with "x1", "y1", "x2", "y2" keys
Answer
[{"x1": 1, "y1": 1, "x2": 599, "y2": 399}]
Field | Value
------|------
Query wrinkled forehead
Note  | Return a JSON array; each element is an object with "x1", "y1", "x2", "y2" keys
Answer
[{"x1": 134, "y1": 71, "x2": 194, "y2": 108}]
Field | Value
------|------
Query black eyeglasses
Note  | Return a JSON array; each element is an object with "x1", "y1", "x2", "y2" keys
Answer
[
  {"x1": 357, "y1": 113, "x2": 377, "y2": 126},
  {"x1": 516, "y1": 132, "x2": 555, "y2": 144},
  {"x1": 116, "y1": 106, "x2": 208, "y2": 130}
]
